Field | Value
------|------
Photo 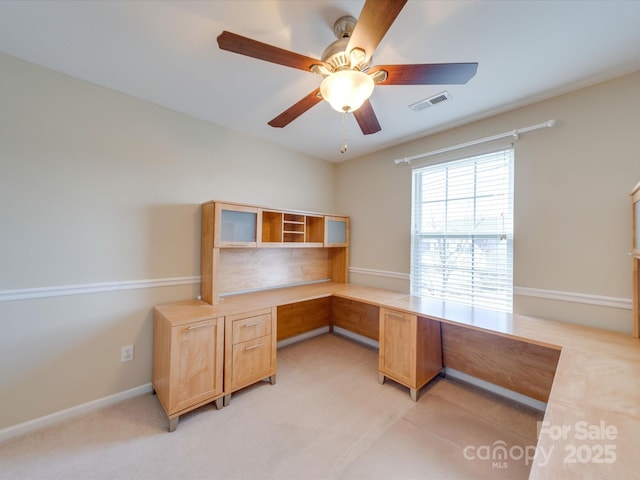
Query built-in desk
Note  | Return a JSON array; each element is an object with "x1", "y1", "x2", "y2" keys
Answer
[{"x1": 155, "y1": 281, "x2": 640, "y2": 478}]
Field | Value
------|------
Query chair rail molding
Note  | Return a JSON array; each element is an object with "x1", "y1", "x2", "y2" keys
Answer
[
  {"x1": 349, "y1": 266, "x2": 410, "y2": 281},
  {"x1": 514, "y1": 286, "x2": 631, "y2": 310},
  {"x1": 0, "y1": 276, "x2": 201, "y2": 302},
  {"x1": 2, "y1": 269, "x2": 631, "y2": 310},
  {"x1": 349, "y1": 267, "x2": 632, "y2": 310}
]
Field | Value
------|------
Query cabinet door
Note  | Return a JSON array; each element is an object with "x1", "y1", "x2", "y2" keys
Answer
[
  {"x1": 324, "y1": 216, "x2": 350, "y2": 247},
  {"x1": 169, "y1": 317, "x2": 224, "y2": 413},
  {"x1": 215, "y1": 203, "x2": 260, "y2": 247},
  {"x1": 632, "y1": 183, "x2": 639, "y2": 338},
  {"x1": 633, "y1": 185, "x2": 640, "y2": 255},
  {"x1": 634, "y1": 257, "x2": 639, "y2": 338},
  {"x1": 379, "y1": 308, "x2": 416, "y2": 387}
]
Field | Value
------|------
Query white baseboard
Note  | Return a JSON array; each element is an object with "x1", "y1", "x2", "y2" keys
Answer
[
  {"x1": 276, "y1": 326, "x2": 379, "y2": 350},
  {"x1": 0, "y1": 383, "x2": 153, "y2": 443},
  {"x1": 444, "y1": 368, "x2": 547, "y2": 411},
  {"x1": 276, "y1": 326, "x2": 331, "y2": 348},
  {"x1": 333, "y1": 326, "x2": 379, "y2": 349}
]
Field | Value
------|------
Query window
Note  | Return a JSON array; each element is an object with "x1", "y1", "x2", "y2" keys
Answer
[{"x1": 410, "y1": 148, "x2": 514, "y2": 312}]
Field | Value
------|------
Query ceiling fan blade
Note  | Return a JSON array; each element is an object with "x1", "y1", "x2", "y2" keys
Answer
[
  {"x1": 268, "y1": 88, "x2": 323, "y2": 128},
  {"x1": 353, "y1": 100, "x2": 381, "y2": 135},
  {"x1": 371, "y1": 63, "x2": 479, "y2": 85},
  {"x1": 218, "y1": 31, "x2": 327, "y2": 72},
  {"x1": 347, "y1": 0, "x2": 407, "y2": 63}
]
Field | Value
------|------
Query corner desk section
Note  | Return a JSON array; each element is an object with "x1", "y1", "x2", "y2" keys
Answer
[{"x1": 153, "y1": 282, "x2": 640, "y2": 478}]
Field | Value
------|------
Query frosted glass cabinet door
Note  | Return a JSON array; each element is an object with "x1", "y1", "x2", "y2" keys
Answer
[
  {"x1": 324, "y1": 216, "x2": 349, "y2": 247},
  {"x1": 215, "y1": 203, "x2": 260, "y2": 247},
  {"x1": 221, "y1": 210, "x2": 256, "y2": 241}
]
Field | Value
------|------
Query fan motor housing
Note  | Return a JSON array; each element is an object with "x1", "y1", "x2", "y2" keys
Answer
[{"x1": 321, "y1": 16, "x2": 371, "y2": 72}]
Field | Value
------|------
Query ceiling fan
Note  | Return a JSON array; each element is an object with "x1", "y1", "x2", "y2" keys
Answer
[{"x1": 217, "y1": 0, "x2": 478, "y2": 137}]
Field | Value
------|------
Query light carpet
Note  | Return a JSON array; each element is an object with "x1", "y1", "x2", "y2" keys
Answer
[{"x1": 0, "y1": 334, "x2": 543, "y2": 479}]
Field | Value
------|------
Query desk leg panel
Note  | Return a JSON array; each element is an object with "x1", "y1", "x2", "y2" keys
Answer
[{"x1": 441, "y1": 323, "x2": 560, "y2": 402}]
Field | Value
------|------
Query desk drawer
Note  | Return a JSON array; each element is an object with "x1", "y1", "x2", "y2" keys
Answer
[
  {"x1": 230, "y1": 335, "x2": 273, "y2": 390},
  {"x1": 232, "y1": 313, "x2": 272, "y2": 344}
]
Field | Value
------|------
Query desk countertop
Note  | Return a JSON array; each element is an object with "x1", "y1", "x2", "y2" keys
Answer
[{"x1": 155, "y1": 282, "x2": 640, "y2": 478}]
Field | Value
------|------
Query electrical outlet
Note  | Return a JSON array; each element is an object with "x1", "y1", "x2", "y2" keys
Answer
[{"x1": 121, "y1": 344, "x2": 134, "y2": 362}]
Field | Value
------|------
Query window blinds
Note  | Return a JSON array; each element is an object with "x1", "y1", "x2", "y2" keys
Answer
[{"x1": 410, "y1": 148, "x2": 514, "y2": 312}]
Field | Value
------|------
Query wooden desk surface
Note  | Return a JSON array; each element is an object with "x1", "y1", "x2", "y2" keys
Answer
[{"x1": 155, "y1": 282, "x2": 640, "y2": 478}]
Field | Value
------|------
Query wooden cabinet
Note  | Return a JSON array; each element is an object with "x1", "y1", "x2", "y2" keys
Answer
[
  {"x1": 223, "y1": 307, "x2": 277, "y2": 405},
  {"x1": 324, "y1": 216, "x2": 349, "y2": 247},
  {"x1": 378, "y1": 308, "x2": 442, "y2": 401},
  {"x1": 153, "y1": 306, "x2": 224, "y2": 432},
  {"x1": 632, "y1": 182, "x2": 640, "y2": 337}
]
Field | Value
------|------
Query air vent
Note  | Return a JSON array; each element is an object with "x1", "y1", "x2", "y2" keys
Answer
[{"x1": 409, "y1": 91, "x2": 451, "y2": 112}]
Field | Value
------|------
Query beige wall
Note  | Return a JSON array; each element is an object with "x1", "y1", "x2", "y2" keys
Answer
[
  {"x1": 337, "y1": 71, "x2": 640, "y2": 334},
  {"x1": 0, "y1": 53, "x2": 335, "y2": 429}
]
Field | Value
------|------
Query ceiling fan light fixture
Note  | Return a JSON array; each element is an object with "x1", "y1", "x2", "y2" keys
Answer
[{"x1": 320, "y1": 69, "x2": 374, "y2": 113}]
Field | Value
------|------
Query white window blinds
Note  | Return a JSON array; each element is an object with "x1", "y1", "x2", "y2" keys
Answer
[{"x1": 410, "y1": 148, "x2": 514, "y2": 312}]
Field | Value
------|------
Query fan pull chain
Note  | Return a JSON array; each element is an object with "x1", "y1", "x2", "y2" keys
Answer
[{"x1": 340, "y1": 109, "x2": 348, "y2": 154}]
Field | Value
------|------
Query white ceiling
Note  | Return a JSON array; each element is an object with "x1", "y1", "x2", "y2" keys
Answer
[{"x1": 1, "y1": 1, "x2": 640, "y2": 162}]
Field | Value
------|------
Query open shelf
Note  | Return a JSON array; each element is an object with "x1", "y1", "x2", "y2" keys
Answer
[
  {"x1": 305, "y1": 215, "x2": 324, "y2": 245},
  {"x1": 261, "y1": 210, "x2": 283, "y2": 245},
  {"x1": 259, "y1": 211, "x2": 326, "y2": 246},
  {"x1": 283, "y1": 213, "x2": 305, "y2": 243}
]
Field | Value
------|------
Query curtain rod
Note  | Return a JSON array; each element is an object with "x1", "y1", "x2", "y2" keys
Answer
[{"x1": 393, "y1": 119, "x2": 557, "y2": 165}]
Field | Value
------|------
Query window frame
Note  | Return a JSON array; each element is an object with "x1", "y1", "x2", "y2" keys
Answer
[{"x1": 410, "y1": 148, "x2": 514, "y2": 312}]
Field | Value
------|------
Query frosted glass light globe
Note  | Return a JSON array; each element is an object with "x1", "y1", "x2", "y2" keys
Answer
[{"x1": 320, "y1": 70, "x2": 374, "y2": 113}]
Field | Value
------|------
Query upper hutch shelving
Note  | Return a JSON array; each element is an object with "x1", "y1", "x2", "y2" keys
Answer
[
  {"x1": 201, "y1": 201, "x2": 349, "y2": 305},
  {"x1": 261, "y1": 210, "x2": 325, "y2": 246}
]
